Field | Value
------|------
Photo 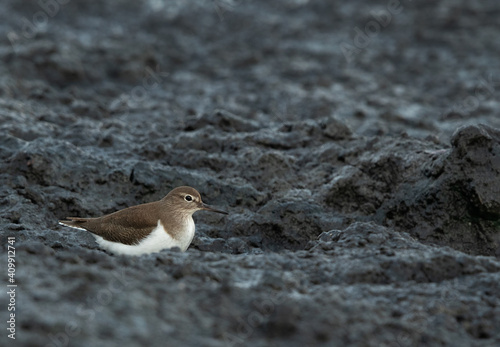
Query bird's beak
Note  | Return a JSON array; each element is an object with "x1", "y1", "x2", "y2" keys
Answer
[{"x1": 201, "y1": 202, "x2": 228, "y2": 215}]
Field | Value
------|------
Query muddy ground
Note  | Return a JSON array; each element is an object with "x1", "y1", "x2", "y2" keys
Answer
[{"x1": 1, "y1": 0, "x2": 500, "y2": 346}]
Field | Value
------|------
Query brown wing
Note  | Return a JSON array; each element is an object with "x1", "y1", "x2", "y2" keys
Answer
[{"x1": 60, "y1": 201, "x2": 161, "y2": 245}]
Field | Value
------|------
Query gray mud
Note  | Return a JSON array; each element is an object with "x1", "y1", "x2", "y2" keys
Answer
[{"x1": 1, "y1": 1, "x2": 500, "y2": 346}]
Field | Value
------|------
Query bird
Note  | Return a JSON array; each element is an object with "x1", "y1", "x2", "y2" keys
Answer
[{"x1": 59, "y1": 186, "x2": 228, "y2": 255}]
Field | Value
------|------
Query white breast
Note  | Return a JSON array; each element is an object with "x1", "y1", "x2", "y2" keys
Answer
[
  {"x1": 177, "y1": 217, "x2": 196, "y2": 252},
  {"x1": 93, "y1": 218, "x2": 195, "y2": 256}
]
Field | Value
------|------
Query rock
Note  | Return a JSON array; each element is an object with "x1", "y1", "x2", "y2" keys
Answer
[
  {"x1": 380, "y1": 124, "x2": 500, "y2": 256},
  {"x1": 450, "y1": 124, "x2": 500, "y2": 218}
]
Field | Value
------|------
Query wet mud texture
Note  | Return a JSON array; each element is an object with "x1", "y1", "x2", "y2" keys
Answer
[{"x1": 1, "y1": 1, "x2": 500, "y2": 346}]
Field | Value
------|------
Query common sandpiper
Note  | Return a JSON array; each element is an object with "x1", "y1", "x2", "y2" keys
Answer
[{"x1": 59, "y1": 186, "x2": 228, "y2": 255}]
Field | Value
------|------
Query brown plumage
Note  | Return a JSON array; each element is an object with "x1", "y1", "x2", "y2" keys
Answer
[{"x1": 60, "y1": 201, "x2": 164, "y2": 245}]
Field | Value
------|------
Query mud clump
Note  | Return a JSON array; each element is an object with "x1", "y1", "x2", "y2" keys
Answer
[{"x1": 381, "y1": 124, "x2": 500, "y2": 256}]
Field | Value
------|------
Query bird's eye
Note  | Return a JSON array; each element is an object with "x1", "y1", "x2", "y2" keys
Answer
[{"x1": 185, "y1": 195, "x2": 193, "y2": 202}]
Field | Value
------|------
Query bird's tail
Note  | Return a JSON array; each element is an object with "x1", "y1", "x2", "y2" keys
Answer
[{"x1": 59, "y1": 217, "x2": 90, "y2": 231}]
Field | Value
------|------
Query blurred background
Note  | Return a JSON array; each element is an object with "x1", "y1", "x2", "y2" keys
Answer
[{"x1": 1, "y1": 0, "x2": 499, "y2": 141}]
